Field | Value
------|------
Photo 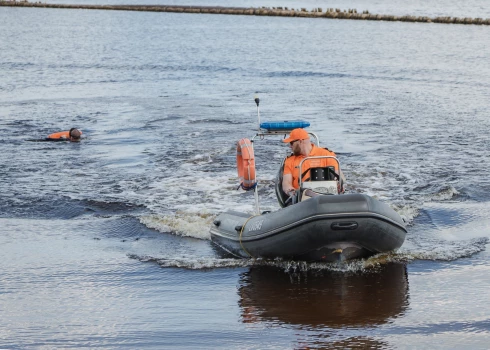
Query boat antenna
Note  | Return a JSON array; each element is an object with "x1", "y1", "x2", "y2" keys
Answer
[
  {"x1": 251, "y1": 94, "x2": 261, "y2": 214},
  {"x1": 254, "y1": 94, "x2": 260, "y2": 131}
]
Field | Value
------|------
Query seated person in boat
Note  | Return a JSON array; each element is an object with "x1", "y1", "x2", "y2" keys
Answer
[
  {"x1": 282, "y1": 128, "x2": 344, "y2": 197},
  {"x1": 46, "y1": 128, "x2": 82, "y2": 142}
]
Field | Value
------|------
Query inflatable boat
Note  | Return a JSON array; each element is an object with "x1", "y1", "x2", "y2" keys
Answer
[{"x1": 210, "y1": 97, "x2": 407, "y2": 262}]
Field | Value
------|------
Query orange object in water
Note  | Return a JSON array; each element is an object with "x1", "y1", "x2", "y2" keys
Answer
[
  {"x1": 47, "y1": 129, "x2": 82, "y2": 139},
  {"x1": 236, "y1": 138, "x2": 257, "y2": 190},
  {"x1": 47, "y1": 131, "x2": 70, "y2": 139}
]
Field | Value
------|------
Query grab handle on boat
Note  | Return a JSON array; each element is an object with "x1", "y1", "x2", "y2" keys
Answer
[
  {"x1": 331, "y1": 221, "x2": 358, "y2": 230},
  {"x1": 284, "y1": 194, "x2": 298, "y2": 206}
]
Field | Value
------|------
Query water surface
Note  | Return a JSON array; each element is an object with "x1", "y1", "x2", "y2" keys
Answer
[{"x1": 1, "y1": 3, "x2": 490, "y2": 348}]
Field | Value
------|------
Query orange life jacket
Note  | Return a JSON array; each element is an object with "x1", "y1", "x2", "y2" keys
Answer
[
  {"x1": 283, "y1": 145, "x2": 338, "y2": 189},
  {"x1": 47, "y1": 130, "x2": 82, "y2": 139}
]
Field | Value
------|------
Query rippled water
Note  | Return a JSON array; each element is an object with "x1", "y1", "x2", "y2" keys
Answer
[{"x1": 1, "y1": 2, "x2": 490, "y2": 348}]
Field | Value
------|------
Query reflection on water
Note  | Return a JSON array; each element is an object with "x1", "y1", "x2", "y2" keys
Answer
[{"x1": 238, "y1": 263, "x2": 409, "y2": 328}]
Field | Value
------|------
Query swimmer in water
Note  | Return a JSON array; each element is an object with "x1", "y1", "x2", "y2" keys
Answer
[{"x1": 45, "y1": 128, "x2": 82, "y2": 142}]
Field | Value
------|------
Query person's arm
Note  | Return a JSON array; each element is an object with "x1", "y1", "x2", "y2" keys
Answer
[
  {"x1": 282, "y1": 173, "x2": 296, "y2": 196},
  {"x1": 282, "y1": 157, "x2": 296, "y2": 196}
]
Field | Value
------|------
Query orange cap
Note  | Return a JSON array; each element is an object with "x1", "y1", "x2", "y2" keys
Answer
[{"x1": 282, "y1": 128, "x2": 309, "y2": 143}]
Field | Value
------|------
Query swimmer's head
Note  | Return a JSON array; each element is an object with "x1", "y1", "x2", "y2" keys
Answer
[{"x1": 69, "y1": 128, "x2": 82, "y2": 141}]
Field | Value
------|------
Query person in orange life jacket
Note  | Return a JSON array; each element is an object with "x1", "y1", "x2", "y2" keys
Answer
[
  {"x1": 46, "y1": 128, "x2": 82, "y2": 142},
  {"x1": 281, "y1": 128, "x2": 345, "y2": 197}
]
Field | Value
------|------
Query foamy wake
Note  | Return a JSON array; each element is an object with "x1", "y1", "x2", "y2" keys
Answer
[
  {"x1": 128, "y1": 251, "x2": 411, "y2": 272},
  {"x1": 140, "y1": 211, "x2": 214, "y2": 240},
  {"x1": 399, "y1": 237, "x2": 489, "y2": 261},
  {"x1": 428, "y1": 185, "x2": 460, "y2": 202},
  {"x1": 390, "y1": 184, "x2": 462, "y2": 225},
  {"x1": 392, "y1": 203, "x2": 419, "y2": 226}
]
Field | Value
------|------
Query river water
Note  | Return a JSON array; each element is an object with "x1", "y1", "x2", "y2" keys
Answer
[{"x1": 1, "y1": 2, "x2": 490, "y2": 348}]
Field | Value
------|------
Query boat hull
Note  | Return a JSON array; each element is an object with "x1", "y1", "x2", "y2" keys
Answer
[{"x1": 210, "y1": 194, "x2": 407, "y2": 262}]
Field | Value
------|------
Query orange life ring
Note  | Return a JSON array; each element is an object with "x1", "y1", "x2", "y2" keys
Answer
[{"x1": 236, "y1": 138, "x2": 257, "y2": 190}]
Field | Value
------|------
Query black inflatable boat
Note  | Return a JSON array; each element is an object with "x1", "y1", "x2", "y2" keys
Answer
[
  {"x1": 211, "y1": 193, "x2": 406, "y2": 262},
  {"x1": 210, "y1": 98, "x2": 407, "y2": 262}
]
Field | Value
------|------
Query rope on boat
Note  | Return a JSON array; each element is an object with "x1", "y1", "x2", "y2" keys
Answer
[{"x1": 239, "y1": 215, "x2": 258, "y2": 258}]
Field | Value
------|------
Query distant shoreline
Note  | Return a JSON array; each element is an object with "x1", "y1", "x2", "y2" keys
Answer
[{"x1": 1, "y1": 1, "x2": 490, "y2": 26}]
